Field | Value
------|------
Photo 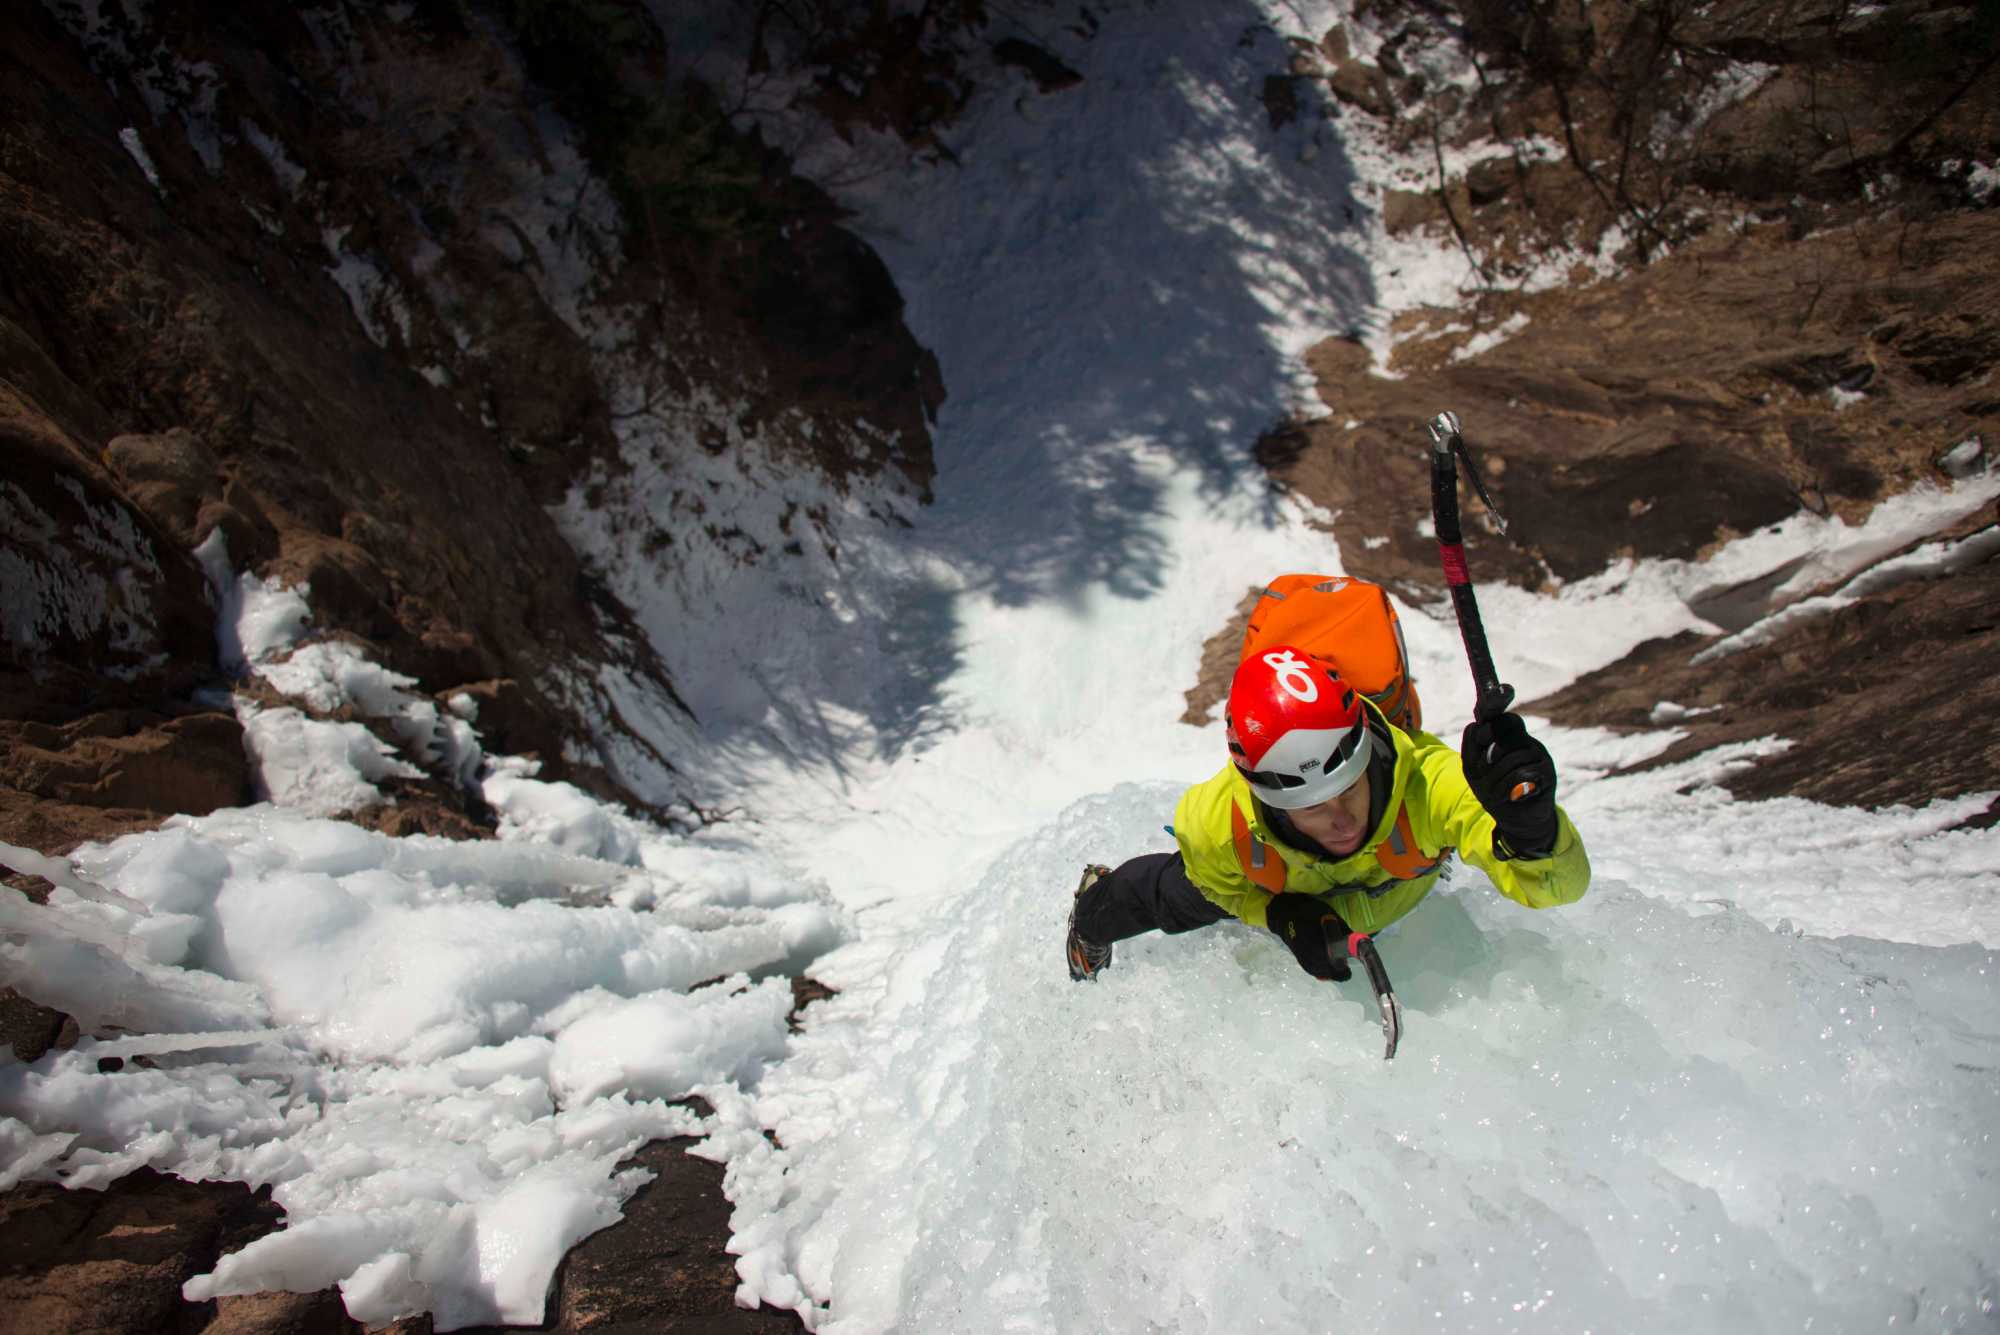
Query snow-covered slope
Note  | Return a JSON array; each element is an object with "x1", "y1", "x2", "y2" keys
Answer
[{"x1": 4, "y1": 2, "x2": 1996, "y2": 1332}]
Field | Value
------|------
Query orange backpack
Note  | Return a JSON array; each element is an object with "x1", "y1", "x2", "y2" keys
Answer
[{"x1": 1239, "y1": 574, "x2": 1423, "y2": 734}]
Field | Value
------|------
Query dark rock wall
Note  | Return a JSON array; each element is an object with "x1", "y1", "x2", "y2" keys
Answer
[{"x1": 0, "y1": 1, "x2": 943, "y2": 855}]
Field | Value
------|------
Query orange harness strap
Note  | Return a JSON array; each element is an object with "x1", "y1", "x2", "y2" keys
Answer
[
  {"x1": 1375, "y1": 806, "x2": 1443, "y2": 880},
  {"x1": 1230, "y1": 804, "x2": 1288, "y2": 894},
  {"x1": 1234, "y1": 803, "x2": 1443, "y2": 894}
]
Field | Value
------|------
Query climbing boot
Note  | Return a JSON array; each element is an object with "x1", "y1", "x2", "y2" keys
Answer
[{"x1": 1066, "y1": 863, "x2": 1114, "y2": 981}]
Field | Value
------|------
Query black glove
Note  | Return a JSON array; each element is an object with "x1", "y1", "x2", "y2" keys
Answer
[
  {"x1": 1265, "y1": 893, "x2": 1352, "y2": 981},
  {"x1": 1461, "y1": 712, "x2": 1559, "y2": 860}
]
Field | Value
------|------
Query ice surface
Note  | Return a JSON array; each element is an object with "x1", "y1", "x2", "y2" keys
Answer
[
  {"x1": 0, "y1": 886, "x2": 268, "y2": 1042},
  {"x1": 547, "y1": 978, "x2": 794, "y2": 1104},
  {"x1": 0, "y1": 839, "x2": 148, "y2": 912},
  {"x1": 481, "y1": 768, "x2": 646, "y2": 864},
  {"x1": 194, "y1": 543, "x2": 483, "y2": 812},
  {"x1": 724, "y1": 787, "x2": 2000, "y2": 1334},
  {"x1": 55, "y1": 807, "x2": 842, "y2": 1066},
  {"x1": 231, "y1": 574, "x2": 311, "y2": 667},
  {"x1": 1561, "y1": 747, "x2": 2000, "y2": 950},
  {"x1": 252, "y1": 641, "x2": 483, "y2": 787},
  {"x1": 670, "y1": 8, "x2": 2000, "y2": 1327}
]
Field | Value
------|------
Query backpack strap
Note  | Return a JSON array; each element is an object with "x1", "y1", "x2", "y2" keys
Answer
[
  {"x1": 1230, "y1": 803, "x2": 1287, "y2": 894},
  {"x1": 1374, "y1": 805, "x2": 1444, "y2": 880},
  {"x1": 1235, "y1": 801, "x2": 1441, "y2": 893}
]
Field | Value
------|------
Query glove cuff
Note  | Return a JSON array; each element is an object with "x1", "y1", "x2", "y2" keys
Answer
[{"x1": 1493, "y1": 819, "x2": 1557, "y2": 862}]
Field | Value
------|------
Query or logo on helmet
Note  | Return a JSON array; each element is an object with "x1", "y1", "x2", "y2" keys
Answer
[
  {"x1": 1261, "y1": 649, "x2": 1319, "y2": 702},
  {"x1": 1225, "y1": 644, "x2": 1373, "y2": 811}
]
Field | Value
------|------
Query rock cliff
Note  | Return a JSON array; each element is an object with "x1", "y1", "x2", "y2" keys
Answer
[{"x1": 1194, "y1": 0, "x2": 1999, "y2": 818}]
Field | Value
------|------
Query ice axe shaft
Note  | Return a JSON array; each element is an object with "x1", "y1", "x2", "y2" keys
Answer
[
  {"x1": 1426, "y1": 410, "x2": 1518, "y2": 726},
  {"x1": 1428, "y1": 411, "x2": 1539, "y2": 801}
]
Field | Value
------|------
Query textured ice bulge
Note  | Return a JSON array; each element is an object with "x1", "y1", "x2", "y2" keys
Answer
[{"x1": 726, "y1": 786, "x2": 2000, "y2": 1333}]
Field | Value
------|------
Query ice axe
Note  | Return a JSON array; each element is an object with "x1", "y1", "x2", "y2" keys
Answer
[
  {"x1": 1330, "y1": 927, "x2": 1401, "y2": 1060},
  {"x1": 1314, "y1": 409, "x2": 1514, "y2": 1066},
  {"x1": 1426, "y1": 412, "x2": 1534, "y2": 806}
]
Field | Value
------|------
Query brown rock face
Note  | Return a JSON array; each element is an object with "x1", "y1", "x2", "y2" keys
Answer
[
  {"x1": 1, "y1": 712, "x2": 248, "y2": 817},
  {"x1": 100, "y1": 429, "x2": 226, "y2": 550},
  {"x1": 0, "y1": 987, "x2": 72, "y2": 1064},
  {"x1": 1269, "y1": 211, "x2": 2000, "y2": 601},
  {"x1": 2, "y1": 5, "x2": 932, "y2": 1326},
  {"x1": 0, "y1": 403, "x2": 218, "y2": 721},
  {"x1": 0, "y1": 389, "x2": 242, "y2": 854},
  {"x1": 0, "y1": 5, "x2": 638, "y2": 818},
  {"x1": 0, "y1": 1170, "x2": 297, "y2": 1335},
  {"x1": 1229, "y1": 2, "x2": 2000, "y2": 808},
  {"x1": 541, "y1": 1136, "x2": 804, "y2": 1334},
  {"x1": 1535, "y1": 520, "x2": 2000, "y2": 812}
]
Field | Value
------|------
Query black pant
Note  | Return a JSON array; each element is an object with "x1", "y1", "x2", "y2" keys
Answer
[{"x1": 1075, "y1": 852, "x2": 1229, "y2": 944}]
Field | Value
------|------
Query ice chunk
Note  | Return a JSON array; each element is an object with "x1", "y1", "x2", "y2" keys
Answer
[
  {"x1": 240, "y1": 704, "x2": 421, "y2": 816},
  {"x1": 470, "y1": 1172, "x2": 622, "y2": 1326},
  {"x1": 0, "y1": 839, "x2": 151, "y2": 914},
  {"x1": 548, "y1": 978, "x2": 793, "y2": 1105}
]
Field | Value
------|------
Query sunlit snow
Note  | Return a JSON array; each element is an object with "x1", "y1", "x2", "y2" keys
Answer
[{"x1": 5, "y1": 2, "x2": 1998, "y2": 1333}]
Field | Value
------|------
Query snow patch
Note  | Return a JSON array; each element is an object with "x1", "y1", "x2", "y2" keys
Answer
[
  {"x1": 236, "y1": 701, "x2": 423, "y2": 817},
  {"x1": 1940, "y1": 435, "x2": 1984, "y2": 478},
  {"x1": 1449, "y1": 311, "x2": 1530, "y2": 362},
  {"x1": 1647, "y1": 700, "x2": 1719, "y2": 724},
  {"x1": 0, "y1": 477, "x2": 166, "y2": 663},
  {"x1": 118, "y1": 126, "x2": 163, "y2": 191},
  {"x1": 323, "y1": 226, "x2": 414, "y2": 349},
  {"x1": 1955, "y1": 159, "x2": 1999, "y2": 202},
  {"x1": 242, "y1": 119, "x2": 308, "y2": 195},
  {"x1": 1692, "y1": 523, "x2": 2000, "y2": 663}
]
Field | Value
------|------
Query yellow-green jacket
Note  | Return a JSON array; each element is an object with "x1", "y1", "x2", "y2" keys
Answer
[{"x1": 1172, "y1": 714, "x2": 1589, "y2": 932}]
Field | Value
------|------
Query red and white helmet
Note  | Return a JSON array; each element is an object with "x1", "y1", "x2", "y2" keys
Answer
[{"x1": 1225, "y1": 645, "x2": 1373, "y2": 809}]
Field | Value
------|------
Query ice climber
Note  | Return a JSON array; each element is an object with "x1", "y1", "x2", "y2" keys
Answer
[{"x1": 1065, "y1": 645, "x2": 1590, "y2": 983}]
